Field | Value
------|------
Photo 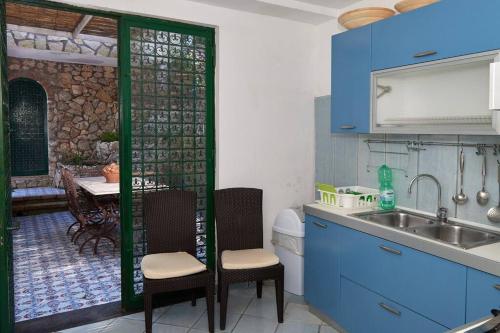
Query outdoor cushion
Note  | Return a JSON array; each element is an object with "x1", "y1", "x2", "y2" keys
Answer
[
  {"x1": 221, "y1": 248, "x2": 280, "y2": 270},
  {"x1": 141, "y1": 251, "x2": 206, "y2": 279}
]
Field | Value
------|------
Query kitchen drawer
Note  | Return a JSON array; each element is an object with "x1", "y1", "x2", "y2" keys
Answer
[
  {"x1": 340, "y1": 227, "x2": 466, "y2": 328},
  {"x1": 340, "y1": 277, "x2": 447, "y2": 333},
  {"x1": 467, "y1": 268, "x2": 500, "y2": 322},
  {"x1": 372, "y1": 0, "x2": 500, "y2": 71}
]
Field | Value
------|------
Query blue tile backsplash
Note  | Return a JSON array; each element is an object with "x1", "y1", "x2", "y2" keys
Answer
[{"x1": 315, "y1": 96, "x2": 500, "y2": 227}]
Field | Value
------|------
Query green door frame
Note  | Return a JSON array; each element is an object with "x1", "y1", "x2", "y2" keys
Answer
[
  {"x1": 0, "y1": 1, "x2": 216, "y2": 329},
  {"x1": 0, "y1": 0, "x2": 14, "y2": 331}
]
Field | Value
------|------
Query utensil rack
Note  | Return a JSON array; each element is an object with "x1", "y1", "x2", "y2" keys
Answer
[{"x1": 365, "y1": 139, "x2": 500, "y2": 177}]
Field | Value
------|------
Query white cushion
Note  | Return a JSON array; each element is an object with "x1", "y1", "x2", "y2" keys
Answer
[
  {"x1": 221, "y1": 248, "x2": 280, "y2": 270},
  {"x1": 141, "y1": 251, "x2": 206, "y2": 279}
]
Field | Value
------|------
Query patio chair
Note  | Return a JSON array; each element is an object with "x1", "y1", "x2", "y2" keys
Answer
[
  {"x1": 61, "y1": 169, "x2": 117, "y2": 254},
  {"x1": 141, "y1": 190, "x2": 215, "y2": 333},
  {"x1": 214, "y1": 188, "x2": 284, "y2": 330}
]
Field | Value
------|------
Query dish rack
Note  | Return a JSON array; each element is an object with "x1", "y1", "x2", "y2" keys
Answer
[{"x1": 317, "y1": 186, "x2": 379, "y2": 209}]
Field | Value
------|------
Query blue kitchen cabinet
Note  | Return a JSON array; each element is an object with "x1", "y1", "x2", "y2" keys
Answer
[
  {"x1": 304, "y1": 215, "x2": 341, "y2": 320},
  {"x1": 340, "y1": 226, "x2": 466, "y2": 329},
  {"x1": 331, "y1": 25, "x2": 371, "y2": 133},
  {"x1": 340, "y1": 278, "x2": 447, "y2": 333},
  {"x1": 466, "y1": 268, "x2": 500, "y2": 322},
  {"x1": 372, "y1": 0, "x2": 500, "y2": 70}
]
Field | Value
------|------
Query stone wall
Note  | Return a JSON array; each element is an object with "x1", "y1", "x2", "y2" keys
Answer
[
  {"x1": 7, "y1": 26, "x2": 117, "y2": 58},
  {"x1": 8, "y1": 57, "x2": 118, "y2": 182}
]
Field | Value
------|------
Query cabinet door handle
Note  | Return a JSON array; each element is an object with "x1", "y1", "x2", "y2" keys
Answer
[
  {"x1": 313, "y1": 221, "x2": 327, "y2": 229},
  {"x1": 379, "y1": 303, "x2": 401, "y2": 316},
  {"x1": 494, "y1": 284, "x2": 500, "y2": 291},
  {"x1": 379, "y1": 245, "x2": 402, "y2": 255},
  {"x1": 340, "y1": 125, "x2": 356, "y2": 130},
  {"x1": 414, "y1": 50, "x2": 437, "y2": 58}
]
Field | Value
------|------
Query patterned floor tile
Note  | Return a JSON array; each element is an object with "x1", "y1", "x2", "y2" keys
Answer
[{"x1": 13, "y1": 211, "x2": 121, "y2": 322}]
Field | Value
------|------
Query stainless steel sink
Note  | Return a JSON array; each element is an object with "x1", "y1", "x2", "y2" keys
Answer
[
  {"x1": 351, "y1": 209, "x2": 500, "y2": 249},
  {"x1": 408, "y1": 224, "x2": 500, "y2": 249},
  {"x1": 352, "y1": 209, "x2": 436, "y2": 229}
]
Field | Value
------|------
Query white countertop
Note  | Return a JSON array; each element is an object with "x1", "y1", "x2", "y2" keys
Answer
[
  {"x1": 303, "y1": 203, "x2": 500, "y2": 276},
  {"x1": 448, "y1": 317, "x2": 491, "y2": 333}
]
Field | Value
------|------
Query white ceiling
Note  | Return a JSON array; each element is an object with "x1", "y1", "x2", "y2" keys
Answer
[
  {"x1": 187, "y1": 0, "x2": 363, "y2": 24},
  {"x1": 295, "y1": 0, "x2": 362, "y2": 9}
]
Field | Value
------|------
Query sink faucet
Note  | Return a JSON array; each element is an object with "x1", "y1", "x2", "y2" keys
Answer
[{"x1": 408, "y1": 174, "x2": 448, "y2": 223}]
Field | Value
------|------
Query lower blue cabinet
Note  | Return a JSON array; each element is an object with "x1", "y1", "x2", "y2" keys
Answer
[
  {"x1": 304, "y1": 215, "x2": 341, "y2": 320},
  {"x1": 340, "y1": 226, "x2": 466, "y2": 329},
  {"x1": 467, "y1": 268, "x2": 500, "y2": 322},
  {"x1": 340, "y1": 278, "x2": 447, "y2": 333}
]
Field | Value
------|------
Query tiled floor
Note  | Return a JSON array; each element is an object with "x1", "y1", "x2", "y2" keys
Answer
[
  {"x1": 13, "y1": 211, "x2": 121, "y2": 322},
  {"x1": 59, "y1": 283, "x2": 339, "y2": 333}
]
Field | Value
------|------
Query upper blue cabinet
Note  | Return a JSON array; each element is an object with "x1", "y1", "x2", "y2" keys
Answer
[
  {"x1": 372, "y1": 0, "x2": 500, "y2": 71},
  {"x1": 331, "y1": 25, "x2": 371, "y2": 133}
]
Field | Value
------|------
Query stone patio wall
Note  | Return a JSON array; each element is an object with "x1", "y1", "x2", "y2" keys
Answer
[{"x1": 8, "y1": 57, "x2": 118, "y2": 185}]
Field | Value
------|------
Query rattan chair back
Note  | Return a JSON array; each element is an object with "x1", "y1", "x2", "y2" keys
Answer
[
  {"x1": 214, "y1": 188, "x2": 263, "y2": 258},
  {"x1": 143, "y1": 190, "x2": 197, "y2": 256}
]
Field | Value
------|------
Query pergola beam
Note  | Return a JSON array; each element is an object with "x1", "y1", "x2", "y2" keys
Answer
[{"x1": 73, "y1": 15, "x2": 93, "y2": 38}]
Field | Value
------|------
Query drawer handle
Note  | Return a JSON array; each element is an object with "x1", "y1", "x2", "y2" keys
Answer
[
  {"x1": 313, "y1": 221, "x2": 327, "y2": 229},
  {"x1": 379, "y1": 302, "x2": 401, "y2": 317},
  {"x1": 494, "y1": 284, "x2": 500, "y2": 291},
  {"x1": 340, "y1": 125, "x2": 356, "y2": 130},
  {"x1": 414, "y1": 50, "x2": 437, "y2": 58},
  {"x1": 379, "y1": 245, "x2": 402, "y2": 255}
]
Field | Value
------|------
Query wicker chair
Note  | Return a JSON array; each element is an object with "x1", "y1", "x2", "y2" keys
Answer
[
  {"x1": 141, "y1": 190, "x2": 214, "y2": 333},
  {"x1": 214, "y1": 188, "x2": 284, "y2": 330}
]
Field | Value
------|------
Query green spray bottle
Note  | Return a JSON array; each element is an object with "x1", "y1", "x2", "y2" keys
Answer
[{"x1": 378, "y1": 165, "x2": 395, "y2": 210}]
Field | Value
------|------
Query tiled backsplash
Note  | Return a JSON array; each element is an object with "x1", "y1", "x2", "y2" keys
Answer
[{"x1": 315, "y1": 96, "x2": 500, "y2": 227}]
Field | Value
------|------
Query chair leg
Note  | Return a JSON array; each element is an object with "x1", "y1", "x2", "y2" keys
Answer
[
  {"x1": 217, "y1": 271, "x2": 221, "y2": 303},
  {"x1": 206, "y1": 282, "x2": 215, "y2": 333},
  {"x1": 257, "y1": 280, "x2": 263, "y2": 299},
  {"x1": 220, "y1": 281, "x2": 229, "y2": 330},
  {"x1": 79, "y1": 235, "x2": 96, "y2": 253},
  {"x1": 191, "y1": 290, "x2": 197, "y2": 306},
  {"x1": 66, "y1": 222, "x2": 78, "y2": 235},
  {"x1": 275, "y1": 272, "x2": 284, "y2": 323},
  {"x1": 144, "y1": 292, "x2": 153, "y2": 333}
]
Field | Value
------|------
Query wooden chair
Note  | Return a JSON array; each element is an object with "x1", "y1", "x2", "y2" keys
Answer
[
  {"x1": 214, "y1": 188, "x2": 284, "y2": 330},
  {"x1": 141, "y1": 190, "x2": 215, "y2": 333}
]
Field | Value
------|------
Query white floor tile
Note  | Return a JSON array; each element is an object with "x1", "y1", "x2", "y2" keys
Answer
[
  {"x1": 276, "y1": 321, "x2": 320, "y2": 333},
  {"x1": 124, "y1": 306, "x2": 169, "y2": 322},
  {"x1": 100, "y1": 318, "x2": 146, "y2": 333},
  {"x1": 152, "y1": 323, "x2": 189, "y2": 333},
  {"x1": 59, "y1": 319, "x2": 114, "y2": 333},
  {"x1": 244, "y1": 297, "x2": 277, "y2": 320},
  {"x1": 232, "y1": 315, "x2": 278, "y2": 333},
  {"x1": 192, "y1": 306, "x2": 240, "y2": 332},
  {"x1": 225, "y1": 295, "x2": 253, "y2": 314},
  {"x1": 156, "y1": 302, "x2": 206, "y2": 328},
  {"x1": 285, "y1": 303, "x2": 322, "y2": 325}
]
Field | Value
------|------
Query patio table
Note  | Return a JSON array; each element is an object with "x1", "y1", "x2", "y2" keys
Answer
[{"x1": 74, "y1": 176, "x2": 164, "y2": 196}]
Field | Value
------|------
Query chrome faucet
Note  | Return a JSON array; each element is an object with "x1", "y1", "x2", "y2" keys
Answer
[{"x1": 408, "y1": 174, "x2": 448, "y2": 223}]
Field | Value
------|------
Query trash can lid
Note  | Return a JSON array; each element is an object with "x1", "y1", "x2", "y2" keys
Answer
[{"x1": 273, "y1": 208, "x2": 305, "y2": 237}]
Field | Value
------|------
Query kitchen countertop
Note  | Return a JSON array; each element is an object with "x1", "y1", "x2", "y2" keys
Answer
[
  {"x1": 448, "y1": 317, "x2": 491, "y2": 333},
  {"x1": 303, "y1": 203, "x2": 500, "y2": 276}
]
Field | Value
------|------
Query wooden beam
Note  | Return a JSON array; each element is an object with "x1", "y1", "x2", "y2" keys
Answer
[{"x1": 73, "y1": 15, "x2": 93, "y2": 38}]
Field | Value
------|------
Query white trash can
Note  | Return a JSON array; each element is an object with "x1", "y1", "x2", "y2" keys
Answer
[{"x1": 272, "y1": 207, "x2": 305, "y2": 295}]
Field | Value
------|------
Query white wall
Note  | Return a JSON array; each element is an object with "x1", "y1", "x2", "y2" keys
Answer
[
  {"x1": 313, "y1": 0, "x2": 399, "y2": 96},
  {"x1": 54, "y1": 0, "x2": 316, "y2": 250}
]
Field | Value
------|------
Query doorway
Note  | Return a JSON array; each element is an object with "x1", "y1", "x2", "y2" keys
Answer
[{"x1": 0, "y1": 1, "x2": 216, "y2": 332}]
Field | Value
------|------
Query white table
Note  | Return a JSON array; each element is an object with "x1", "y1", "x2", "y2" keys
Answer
[{"x1": 74, "y1": 176, "x2": 165, "y2": 196}]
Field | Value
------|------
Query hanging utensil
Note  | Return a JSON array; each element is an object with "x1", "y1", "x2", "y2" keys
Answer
[
  {"x1": 477, "y1": 152, "x2": 490, "y2": 206},
  {"x1": 487, "y1": 162, "x2": 500, "y2": 223},
  {"x1": 453, "y1": 148, "x2": 468, "y2": 205}
]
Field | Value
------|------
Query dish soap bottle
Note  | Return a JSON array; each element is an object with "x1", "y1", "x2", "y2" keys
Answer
[{"x1": 378, "y1": 164, "x2": 395, "y2": 210}]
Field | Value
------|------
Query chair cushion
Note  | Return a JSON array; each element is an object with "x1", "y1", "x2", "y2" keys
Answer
[
  {"x1": 221, "y1": 248, "x2": 280, "y2": 270},
  {"x1": 141, "y1": 251, "x2": 206, "y2": 279}
]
